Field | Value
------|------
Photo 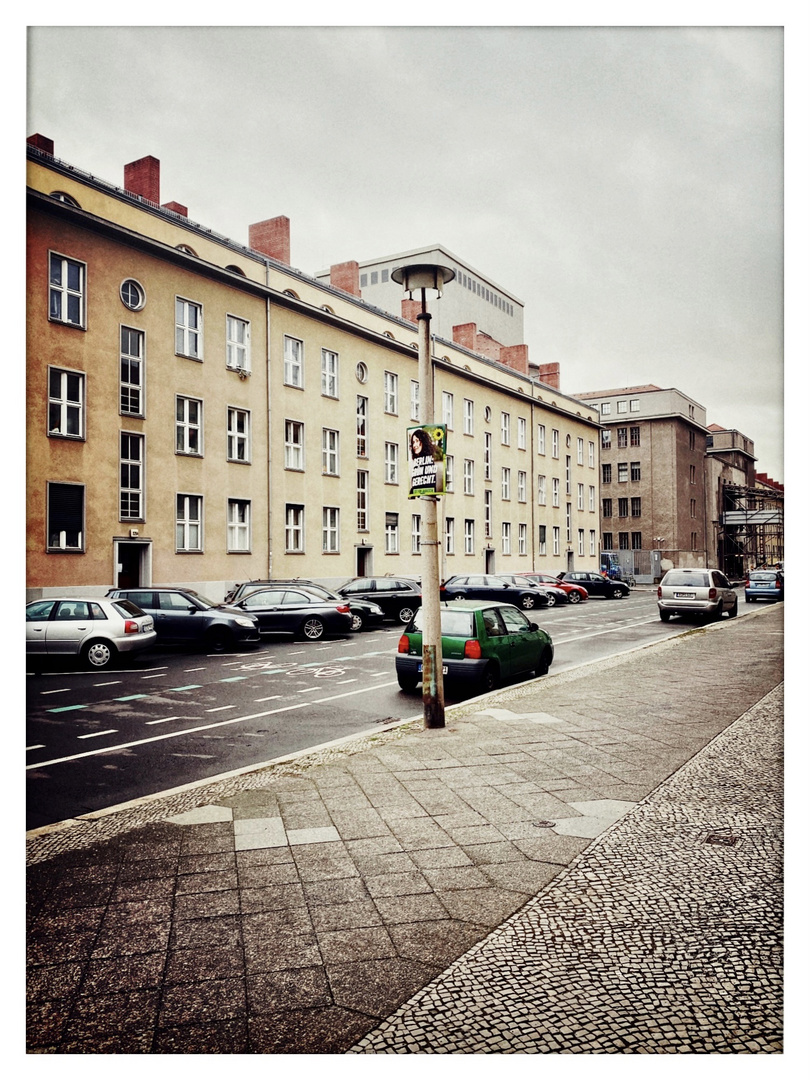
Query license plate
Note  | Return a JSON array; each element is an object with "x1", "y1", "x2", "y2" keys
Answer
[
  {"x1": 417, "y1": 664, "x2": 449, "y2": 674},
  {"x1": 674, "y1": 592, "x2": 694, "y2": 598}
]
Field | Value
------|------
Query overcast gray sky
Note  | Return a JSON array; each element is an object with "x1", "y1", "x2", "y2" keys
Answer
[{"x1": 27, "y1": 20, "x2": 788, "y2": 480}]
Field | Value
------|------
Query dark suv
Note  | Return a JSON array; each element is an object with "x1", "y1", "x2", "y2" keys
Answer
[
  {"x1": 337, "y1": 577, "x2": 422, "y2": 624},
  {"x1": 106, "y1": 587, "x2": 260, "y2": 652}
]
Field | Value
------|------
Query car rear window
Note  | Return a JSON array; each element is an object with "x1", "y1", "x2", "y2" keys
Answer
[
  {"x1": 749, "y1": 572, "x2": 777, "y2": 581},
  {"x1": 663, "y1": 571, "x2": 710, "y2": 587},
  {"x1": 113, "y1": 599, "x2": 144, "y2": 617},
  {"x1": 411, "y1": 609, "x2": 474, "y2": 636}
]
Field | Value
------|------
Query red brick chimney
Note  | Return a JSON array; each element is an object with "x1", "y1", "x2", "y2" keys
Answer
[
  {"x1": 401, "y1": 299, "x2": 422, "y2": 324},
  {"x1": 27, "y1": 133, "x2": 54, "y2": 155},
  {"x1": 452, "y1": 323, "x2": 478, "y2": 351},
  {"x1": 249, "y1": 216, "x2": 291, "y2": 265},
  {"x1": 162, "y1": 200, "x2": 188, "y2": 217},
  {"x1": 124, "y1": 155, "x2": 160, "y2": 204},
  {"x1": 535, "y1": 362, "x2": 560, "y2": 389},
  {"x1": 330, "y1": 261, "x2": 361, "y2": 297}
]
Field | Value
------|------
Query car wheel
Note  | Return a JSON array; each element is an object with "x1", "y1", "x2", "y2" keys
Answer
[
  {"x1": 82, "y1": 639, "x2": 117, "y2": 670},
  {"x1": 301, "y1": 617, "x2": 325, "y2": 641},
  {"x1": 398, "y1": 606, "x2": 416, "y2": 624},
  {"x1": 397, "y1": 672, "x2": 418, "y2": 692},
  {"x1": 349, "y1": 612, "x2": 363, "y2": 632},
  {"x1": 520, "y1": 594, "x2": 537, "y2": 609},
  {"x1": 611, "y1": 586, "x2": 625, "y2": 599},
  {"x1": 535, "y1": 647, "x2": 553, "y2": 677},
  {"x1": 567, "y1": 591, "x2": 581, "y2": 604},
  {"x1": 206, "y1": 628, "x2": 232, "y2": 653},
  {"x1": 479, "y1": 664, "x2": 499, "y2": 694},
  {"x1": 659, "y1": 610, "x2": 671, "y2": 622},
  {"x1": 728, "y1": 598, "x2": 738, "y2": 618}
]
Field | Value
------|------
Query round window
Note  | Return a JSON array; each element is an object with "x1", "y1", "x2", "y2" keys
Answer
[
  {"x1": 120, "y1": 279, "x2": 145, "y2": 311},
  {"x1": 356, "y1": 362, "x2": 368, "y2": 384}
]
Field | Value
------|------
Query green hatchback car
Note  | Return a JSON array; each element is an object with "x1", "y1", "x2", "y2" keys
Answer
[{"x1": 396, "y1": 600, "x2": 554, "y2": 694}]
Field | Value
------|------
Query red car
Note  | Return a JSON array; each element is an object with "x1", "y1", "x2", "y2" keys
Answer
[{"x1": 519, "y1": 572, "x2": 588, "y2": 604}]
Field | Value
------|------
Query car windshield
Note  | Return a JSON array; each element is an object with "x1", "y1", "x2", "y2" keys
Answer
[
  {"x1": 411, "y1": 608, "x2": 475, "y2": 636},
  {"x1": 664, "y1": 571, "x2": 709, "y2": 587}
]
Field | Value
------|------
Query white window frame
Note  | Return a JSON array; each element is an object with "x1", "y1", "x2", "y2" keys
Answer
[
  {"x1": 445, "y1": 516, "x2": 455, "y2": 555},
  {"x1": 517, "y1": 416, "x2": 527, "y2": 450},
  {"x1": 227, "y1": 407, "x2": 250, "y2": 463},
  {"x1": 120, "y1": 327, "x2": 144, "y2": 417},
  {"x1": 445, "y1": 454, "x2": 454, "y2": 492},
  {"x1": 356, "y1": 470, "x2": 369, "y2": 531},
  {"x1": 48, "y1": 366, "x2": 85, "y2": 439},
  {"x1": 442, "y1": 391, "x2": 454, "y2": 429},
  {"x1": 120, "y1": 432, "x2": 144, "y2": 520},
  {"x1": 518, "y1": 523, "x2": 527, "y2": 556},
  {"x1": 552, "y1": 428, "x2": 560, "y2": 458},
  {"x1": 385, "y1": 512, "x2": 399, "y2": 554},
  {"x1": 410, "y1": 379, "x2": 420, "y2": 422},
  {"x1": 518, "y1": 470, "x2": 527, "y2": 503},
  {"x1": 537, "y1": 424, "x2": 546, "y2": 455},
  {"x1": 552, "y1": 525, "x2": 560, "y2": 557},
  {"x1": 175, "y1": 297, "x2": 202, "y2": 360},
  {"x1": 577, "y1": 437, "x2": 584, "y2": 465},
  {"x1": 321, "y1": 348, "x2": 339, "y2": 398},
  {"x1": 284, "y1": 335, "x2": 303, "y2": 388},
  {"x1": 285, "y1": 504, "x2": 305, "y2": 552},
  {"x1": 500, "y1": 411, "x2": 511, "y2": 445},
  {"x1": 501, "y1": 521, "x2": 511, "y2": 555},
  {"x1": 501, "y1": 467, "x2": 511, "y2": 500},
  {"x1": 538, "y1": 524, "x2": 547, "y2": 556},
  {"x1": 588, "y1": 440, "x2": 595, "y2": 468},
  {"x1": 384, "y1": 370, "x2": 398, "y2": 414},
  {"x1": 484, "y1": 432, "x2": 492, "y2": 481},
  {"x1": 356, "y1": 395, "x2": 368, "y2": 457},
  {"x1": 552, "y1": 477, "x2": 560, "y2": 507},
  {"x1": 538, "y1": 474, "x2": 547, "y2": 506},
  {"x1": 226, "y1": 315, "x2": 250, "y2": 372},
  {"x1": 177, "y1": 493, "x2": 203, "y2": 552},
  {"x1": 590, "y1": 530, "x2": 597, "y2": 556},
  {"x1": 322, "y1": 507, "x2": 340, "y2": 553},
  {"x1": 463, "y1": 398, "x2": 474, "y2": 435},
  {"x1": 589, "y1": 485, "x2": 596, "y2": 512},
  {"x1": 176, "y1": 396, "x2": 203, "y2": 455},
  {"x1": 577, "y1": 483, "x2": 585, "y2": 511},
  {"x1": 49, "y1": 252, "x2": 85, "y2": 328},
  {"x1": 47, "y1": 481, "x2": 84, "y2": 551},
  {"x1": 578, "y1": 529, "x2": 585, "y2": 556},
  {"x1": 464, "y1": 519, "x2": 475, "y2": 555},
  {"x1": 463, "y1": 458, "x2": 475, "y2": 495},
  {"x1": 411, "y1": 513, "x2": 422, "y2": 554},
  {"x1": 322, "y1": 428, "x2": 340, "y2": 475},
  {"x1": 484, "y1": 489, "x2": 493, "y2": 538},
  {"x1": 384, "y1": 441, "x2": 399, "y2": 484},
  {"x1": 284, "y1": 419, "x2": 304, "y2": 470},
  {"x1": 227, "y1": 499, "x2": 251, "y2": 552}
]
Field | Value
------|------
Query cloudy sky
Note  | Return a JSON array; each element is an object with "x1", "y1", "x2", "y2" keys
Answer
[{"x1": 26, "y1": 17, "x2": 792, "y2": 480}]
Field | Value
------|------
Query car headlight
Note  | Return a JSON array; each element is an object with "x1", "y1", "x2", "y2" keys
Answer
[{"x1": 234, "y1": 617, "x2": 256, "y2": 628}]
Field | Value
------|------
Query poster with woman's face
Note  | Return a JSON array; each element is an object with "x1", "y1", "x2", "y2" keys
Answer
[{"x1": 408, "y1": 424, "x2": 446, "y2": 498}]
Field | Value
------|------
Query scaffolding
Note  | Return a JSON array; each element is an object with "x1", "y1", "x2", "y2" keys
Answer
[{"x1": 718, "y1": 485, "x2": 784, "y2": 577}]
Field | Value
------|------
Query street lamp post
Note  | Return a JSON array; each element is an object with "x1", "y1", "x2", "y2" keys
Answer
[{"x1": 392, "y1": 263, "x2": 455, "y2": 729}]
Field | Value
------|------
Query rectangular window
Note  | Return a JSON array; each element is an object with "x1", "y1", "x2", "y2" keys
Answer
[
  {"x1": 484, "y1": 489, "x2": 493, "y2": 537},
  {"x1": 501, "y1": 522, "x2": 511, "y2": 555},
  {"x1": 227, "y1": 499, "x2": 251, "y2": 552},
  {"x1": 49, "y1": 252, "x2": 85, "y2": 327},
  {"x1": 284, "y1": 336, "x2": 303, "y2": 387},
  {"x1": 501, "y1": 411, "x2": 511, "y2": 445},
  {"x1": 411, "y1": 513, "x2": 422, "y2": 554},
  {"x1": 321, "y1": 349, "x2": 339, "y2": 398},
  {"x1": 47, "y1": 481, "x2": 84, "y2": 550},
  {"x1": 601, "y1": 429, "x2": 611, "y2": 450},
  {"x1": 518, "y1": 522, "x2": 527, "y2": 556},
  {"x1": 551, "y1": 429, "x2": 559, "y2": 458},
  {"x1": 590, "y1": 530, "x2": 597, "y2": 556},
  {"x1": 552, "y1": 478, "x2": 560, "y2": 507},
  {"x1": 617, "y1": 427, "x2": 628, "y2": 449},
  {"x1": 617, "y1": 400, "x2": 628, "y2": 414},
  {"x1": 484, "y1": 432, "x2": 492, "y2": 481},
  {"x1": 175, "y1": 297, "x2": 202, "y2": 359},
  {"x1": 565, "y1": 455, "x2": 571, "y2": 495},
  {"x1": 691, "y1": 531, "x2": 698, "y2": 549},
  {"x1": 445, "y1": 516, "x2": 455, "y2": 555},
  {"x1": 119, "y1": 327, "x2": 145, "y2": 416},
  {"x1": 410, "y1": 380, "x2": 420, "y2": 422},
  {"x1": 538, "y1": 475, "x2": 546, "y2": 505},
  {"x1": 603, "y1": 498, "x2": 613, "y2": 518},
  {"x1": 322, "y1": 428, "x2": 340, "y2": 475},
  {"x1": 602, "y1": 463, "x2": 612, "y2": 484},
  {"x1": 577, "y1": 483, "x2": 584, "y2": 511},
  {"x1": 630, "y1": 426, "x2": 640, "y2": 447},
  {"x1": 552, "y1": 526, "x2": 560, "y2": 556},
  {"x1": 578, "y1": 529, "x2": 585, "y2": 557},
  {"x1": 518, "y1": 470, "x2": 527, "y2": 503},
  {"x1": 631, "y1": 461, "x2": 641, "y2": 482},
  {"x1": 589, "y1": 485, "x2": 596, "y2": 512},
  {"x1": 357, "y1": 470, "x2": 369, "y2": 531},
  {"x1": 618, "y1": 462, "x2": 628, "y2": 483},
  {"x1": 463, "y1": 398, "x2": 474, "y2": 435},
  {"x1": 463, "y1": 458, "x2": 474, "y2": 495},
  {"x1": 176, "y1": 396, "x2": 202, "y2": 455},
  {"x1": 464, "y1": 519, "x2": 475, "y2": 555},
  {"x1": 588, "y1": 441, "x2": 595, "y2": 468},
  {"x1": 120, "y1": 432, "x2": 144, "y2": 520},
  {"x1": 576, "y1": 437, "x2": 584, "y2": 464},
  {"x1": 442, "y1": 391, "x2": 454, "y2": 429},
  {"x1": 285, "y1": 504, "x2": 305, "y2": 552},
  {"x1": 48, "y1": 367, "x2": 85, "y2": 438},
  {"x1": 176, "y1": 494, "x2": 202, "y2": 551},
  {"x1": 690, "y1": 464, "x2": 696, "y2": 484},
  {"x1": 445, "y1": 454, "x2": 454, "y2": 492},
  {"x1": 227, "y1": 407, "x2": 250, "y2": 463},
  {"x1": 384, "y1": 371, "x2": 398, "y2": 414},
  {"x1": 538, "y1": 524, "x2": 547, "y2": 555},
  {"x1": 323, "y1": 507, "x2": 340, "y2": 553},
  {"x1": 632, "y1": 531, "x2": 642, "y2": 549},
  {"x1": 689, "y1": 430, "x2": 696, "y2": 451},
  {"x1": 630, "y1": 399, "x2": 640, "y2": 412},
  {"x1": 226, "y1": 315, "x2": 250, "y2": 372},
  {"x1": 284, "y1": 419, "x2": 304, "y2": 469},
  {"x1": 619, "y1": 532, "x2": 630, "y2": 550},
  {"x1": 517, "y1": 417, "x2": 527, "y2": 450},
  {"x1": 631, "y1": 497, "x2": 642, "y2": 517},
  {"x1": 385, "y1": 442, "x2": 399, "y2": 484},
  {"x1": 537, "y1": 424, "x2": 546, "y2": 455},
  {"x1": 385, "y1": 512, "x2": 399, "y2": 553},
  {"x1": 618, "y1": 498, "x2": 629, "y2": 517},
  {"x1": 501, "y1": 467, "x2": 511, "y2": 500},
  {"x1": 690, "y1": 499, "x2": 697, "y2": 518},
  {"x1": 356, "y1": 395, "x2": 368, "y2": 457},
  {"x1": 566, "y1": 503, "x2": 572, "y2": 543},
  {"x1": 601, "y1": 402, "x2": 611, "y2": 416}
]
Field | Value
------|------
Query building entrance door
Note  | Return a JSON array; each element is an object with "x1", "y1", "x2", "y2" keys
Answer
[
  {"x1": 115, "y1": 541, "x2": 151, "y2": 588},
  {"x1": 356, "y1": 546, "x2": 372, "y2": 577}
]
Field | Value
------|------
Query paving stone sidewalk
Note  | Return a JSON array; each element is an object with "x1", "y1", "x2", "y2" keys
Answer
[{"x1": 26, "y1": 605, "x2": 783, "y2": 1053}]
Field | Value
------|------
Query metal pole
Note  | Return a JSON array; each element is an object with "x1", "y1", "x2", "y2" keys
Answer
[{"x1": 417, "y1": 308, "x2": 445, "y2": 728}]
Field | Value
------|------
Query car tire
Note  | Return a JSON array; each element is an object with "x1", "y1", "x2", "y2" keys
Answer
[
  {"x1": 349, "y1": 613, "x2": 363, "y2": 632},
  {"x1": 397, "y1": 672, "x2": 418, "y2": 692},
  {"x1": 728, "y1": 598, "x2": 738, "y2": 618},
  {"x1": 206, "y1": 628, "x2": 232, "y2": 653},
  {"x1": 479, "y1": 664, "x2": 499, "y2": 694},
  {"x1": 611, "y1": 586, "x2": 625, "y2": 599},
  {"x1": 543, "y1": 594, "x2": 557, "y2": 608},
  {"x1": 520, "y1": 594, "x2": 537, "y2": 609},
  {"x1": 301, "y1": 617, "x2": 325, "y2": 641},
  {"x1": 398, "y1": 606, "x2": 416, "y2": 624},
  {"x1": 82, "y1": 639, "x2": 117, "y2": 670},
  {"x1": 535, "y1": 647, "x2": 553, "y2": 677},
  {"x1": 659, "y1": 610, "x2": 671, "y2": 622},
  {"x1": 567, "y1": 591, "x2": 581, "y2": 604}
]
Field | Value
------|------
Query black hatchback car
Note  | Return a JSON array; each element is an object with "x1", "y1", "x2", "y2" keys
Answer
[
  {"x1": 557, "y1": 572, "x2": 630, "y2": 599},
  {"x1": 440, "y1": 574, "x2": 550, "y2": 611},
  {"x1": 106, "y1": 587, "x2": 260, "y2": 652},
  {"x1": 231, "y1": 586, "x2": 353, "y2": 640},
  {"x1": 337, "y1": 577, "x2": 422, "y2": 624}
]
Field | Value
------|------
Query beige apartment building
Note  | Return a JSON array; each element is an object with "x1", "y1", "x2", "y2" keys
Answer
[{"x1": 27, "y1": 135, "x2": 602, "y2": 601}]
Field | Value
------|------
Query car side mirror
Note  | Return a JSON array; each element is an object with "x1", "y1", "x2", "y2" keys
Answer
[{"x1": 529, "y1": 622, "x2": 538, "y2": 631}]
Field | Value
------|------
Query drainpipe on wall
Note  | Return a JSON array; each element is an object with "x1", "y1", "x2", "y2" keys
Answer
[{"x1": 265, "y1": 276, "x2": 273, "y2": 578}]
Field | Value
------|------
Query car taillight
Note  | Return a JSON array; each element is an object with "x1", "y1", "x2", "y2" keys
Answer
[
  {"x1": 657, "y1": 586, "x2": 662, "y2": 598},
  {"x1": 398, "y1": 635, "x2": 410, "y2": 653},
  {"x1": 124, "y1": 619, "x2": 140, "y2": 634},
  {"x1": 745, "y1": 580, "x2": 750, "y2": 588},
  {"x1": 464, "y1": 639, "x2": 482, "y2": 659},
  {"x1": 775, "y1": 579, "x2": 782, "y2": 589},
  {"x1": 337, "y1": 604, "x2": 350, "y2": 613},
  {"x1": 708, "y1": 588, "x2": 717, "y2": 599}
]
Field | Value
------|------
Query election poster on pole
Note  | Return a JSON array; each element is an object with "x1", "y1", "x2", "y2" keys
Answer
[{"x1": 407, "y1": 425, "x2": 446, "y2": 498}]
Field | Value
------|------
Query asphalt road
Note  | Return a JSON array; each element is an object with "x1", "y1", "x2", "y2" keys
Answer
[{"x1": 26, "y1": 588, "x2": 755, "y2": 831}]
